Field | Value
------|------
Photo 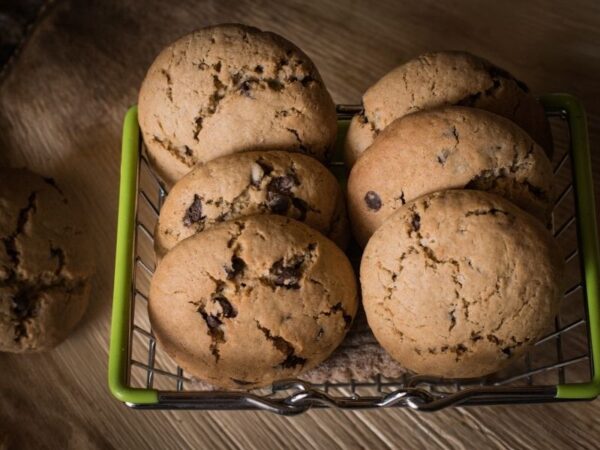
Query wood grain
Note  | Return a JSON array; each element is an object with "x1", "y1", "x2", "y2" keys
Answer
[{"x1": 1, "y1": 0, "x2": 600, "y2": 448}]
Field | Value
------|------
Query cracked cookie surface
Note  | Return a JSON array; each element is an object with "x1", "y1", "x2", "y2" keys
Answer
[
  {"x1": 0, "y1": 168, "x2": 93, "y2": 352},
  {"x1": 344, "y1": 51, "x2": 553, "y2": 167},
  {"x1": 155, "y1": 151, "x2": 349, "y2": 257},
  {"x1": 360, "y1": 190, "x2": 563, "y2": 378},
  {"x1": 347, "y1": 106, "x2": 554, "y2": 247},
  {"x1": 149, "y1": 215, "x2": 358, "y2": 389},
  {"x1": 138, "y1": 23, "x2": 337, "y2": 186}
]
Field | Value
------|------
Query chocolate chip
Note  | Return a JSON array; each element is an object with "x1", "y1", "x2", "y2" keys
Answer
[
  {"x1": 225, "y1": 256, "x2": 246, "y2": 280},
  {"x1": 254, "y1": 65, "x2": 263, "y2": 74},
  {"x1": 239, "y1": 77, "x2": 258, "y2": 97},
  {"x1": 300, "y1": 75, "x2": 315, "y2": 86},
  {"x1": 205, "y1": 314, "x2": 222, "y2": 330},
  {"x1": 266, "y1": 175, "x2": 298, "y2": 213},
  {"x1": 212, "y1": 61, "x2": 221, "y2": 72},
  {"x1": 198, "y1": 304, "x2": 223, "y2": 330},
  {"x1": 183, "y1": 195, "x2": 204, "y2": 226},
  {"x1": 11, "y1": 290, "x2": 35, "y2": 320},
  {"x1": 411, "y1": 213, "x2": 421, "y2": 231},
  {"x1": 239, "y1": 79, "x2": 255, "y2": 97},
  {"x1": 266, "y1": 192, "x2": 290, "y2": 214},
  {"x1": 268, "y1": 175, "x2": 297, "y2": 194},
  {"x1": 266, "y1": 79, "x2": 284, "y2": 91},
  {"x1": 291, "y1": 197, "x2": 308, "y2": 221},
  {"x1": 364, "y1": 191, "x2": 382, "y2": 211},
  {"x1": 213, "y1": 293, "x2": 237, "y2": 318},
  {"x1": 269, "y1": 256, "x2": 304, "y2": 289}
]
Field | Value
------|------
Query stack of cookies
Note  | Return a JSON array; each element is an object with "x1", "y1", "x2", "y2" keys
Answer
[
  {"x1": 141, "y1": 24, "x2": 564, "y2": 388},
  {"x1": 346, "y1": 52, "x2": 564, "y2": 378},
  {"x1": 140, "y1": 24, "x2": 357, "y2": 389}
]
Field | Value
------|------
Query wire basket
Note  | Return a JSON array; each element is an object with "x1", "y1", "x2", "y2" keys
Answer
[{"x1": 108, "y1": 94, "x2": 600, "y2": 413}]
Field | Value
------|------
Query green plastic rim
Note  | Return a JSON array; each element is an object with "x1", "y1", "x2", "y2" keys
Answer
[
  {"x1": 540, "y1": 94, "x2": 600, "y2": 399},
  {"x1": 108, "y1": 106, "x2": 159, "y2": 405},
  {"x1": 108, "y1": 95, "x2": 600, "y2": 405}
]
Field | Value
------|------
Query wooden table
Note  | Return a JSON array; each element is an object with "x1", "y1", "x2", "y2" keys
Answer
[{"x1": 1, "y1": 1, "x2": 599, "y2": 448}]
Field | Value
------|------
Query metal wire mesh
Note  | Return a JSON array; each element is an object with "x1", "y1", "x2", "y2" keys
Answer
[{"x1": 124, "y1": 107, "x2": 592, "y2": 412}]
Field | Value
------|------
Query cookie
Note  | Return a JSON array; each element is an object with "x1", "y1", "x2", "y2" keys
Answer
[
  {"x1": 139, "y1": 23, "x2": 338, "y2": 186},
  {"x1": 344, "y1": 51, "x2": 553, "y2": 166},
  {"x1": 347, "y1": 106, "x2": 553, "y2": 247},
  {"x1": 155, "y1": 151, "x2": 348, "y2": 257},
  {"x1": 361, "y1": 190, "x2": 564, "y2": 378},
  {"x1": 0, "y1": 168, "x2": 93, "y2": 352},
  {"x1": 149, "y1": 214, "x2": 358, "y2": 389}
]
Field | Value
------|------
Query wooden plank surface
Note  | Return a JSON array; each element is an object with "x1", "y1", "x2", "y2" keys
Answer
[{"x1": 1, "y1": 0, "x2": 600, "y2": 448}]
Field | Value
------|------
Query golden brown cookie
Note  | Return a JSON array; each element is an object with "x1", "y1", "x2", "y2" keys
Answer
[
  {"x1": 155, "y1": 151, "x2": 348, "y2": 257},
  {"x1": 347, "y1": 106, "x2": 553, "y2": 247},
  {"x1": 149, "y1": 214, "x2": 358, "y2": 389},
  {"x1": 361, "y1": 190, "x2": 564, "y2": 378},
  {"x1": 345, "y1": 51, "x2": 552, "y2": 166},
  {"x1": 139, "y1": 23, "x2": 337, "y2": 186},
  {"x1": 0, "y1": 168, "x2": 93, "y2": 352}
]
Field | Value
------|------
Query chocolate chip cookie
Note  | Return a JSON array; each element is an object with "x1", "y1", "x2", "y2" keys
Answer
[
  {"x1": 347, "y1": 106, "x2": 553, "y2": 247},
  {"x1": 149, "y1": 214, "x2": 358, "y2": 389},
  {"x1": 344, "y1": 51, "x2": 552, "y2": 166},
  {"x1": 139, "y1": 23, "x2": 338, "y2": 186},
  {"x1": 361, "y1": 190, "x2": 563, "y2": 378},
  {"x1": 0, "y1": 168, "x2": 93, "y2": 352},
  {"x1": 155, "y1": 151, "x2": 348, "y2": 257}
]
